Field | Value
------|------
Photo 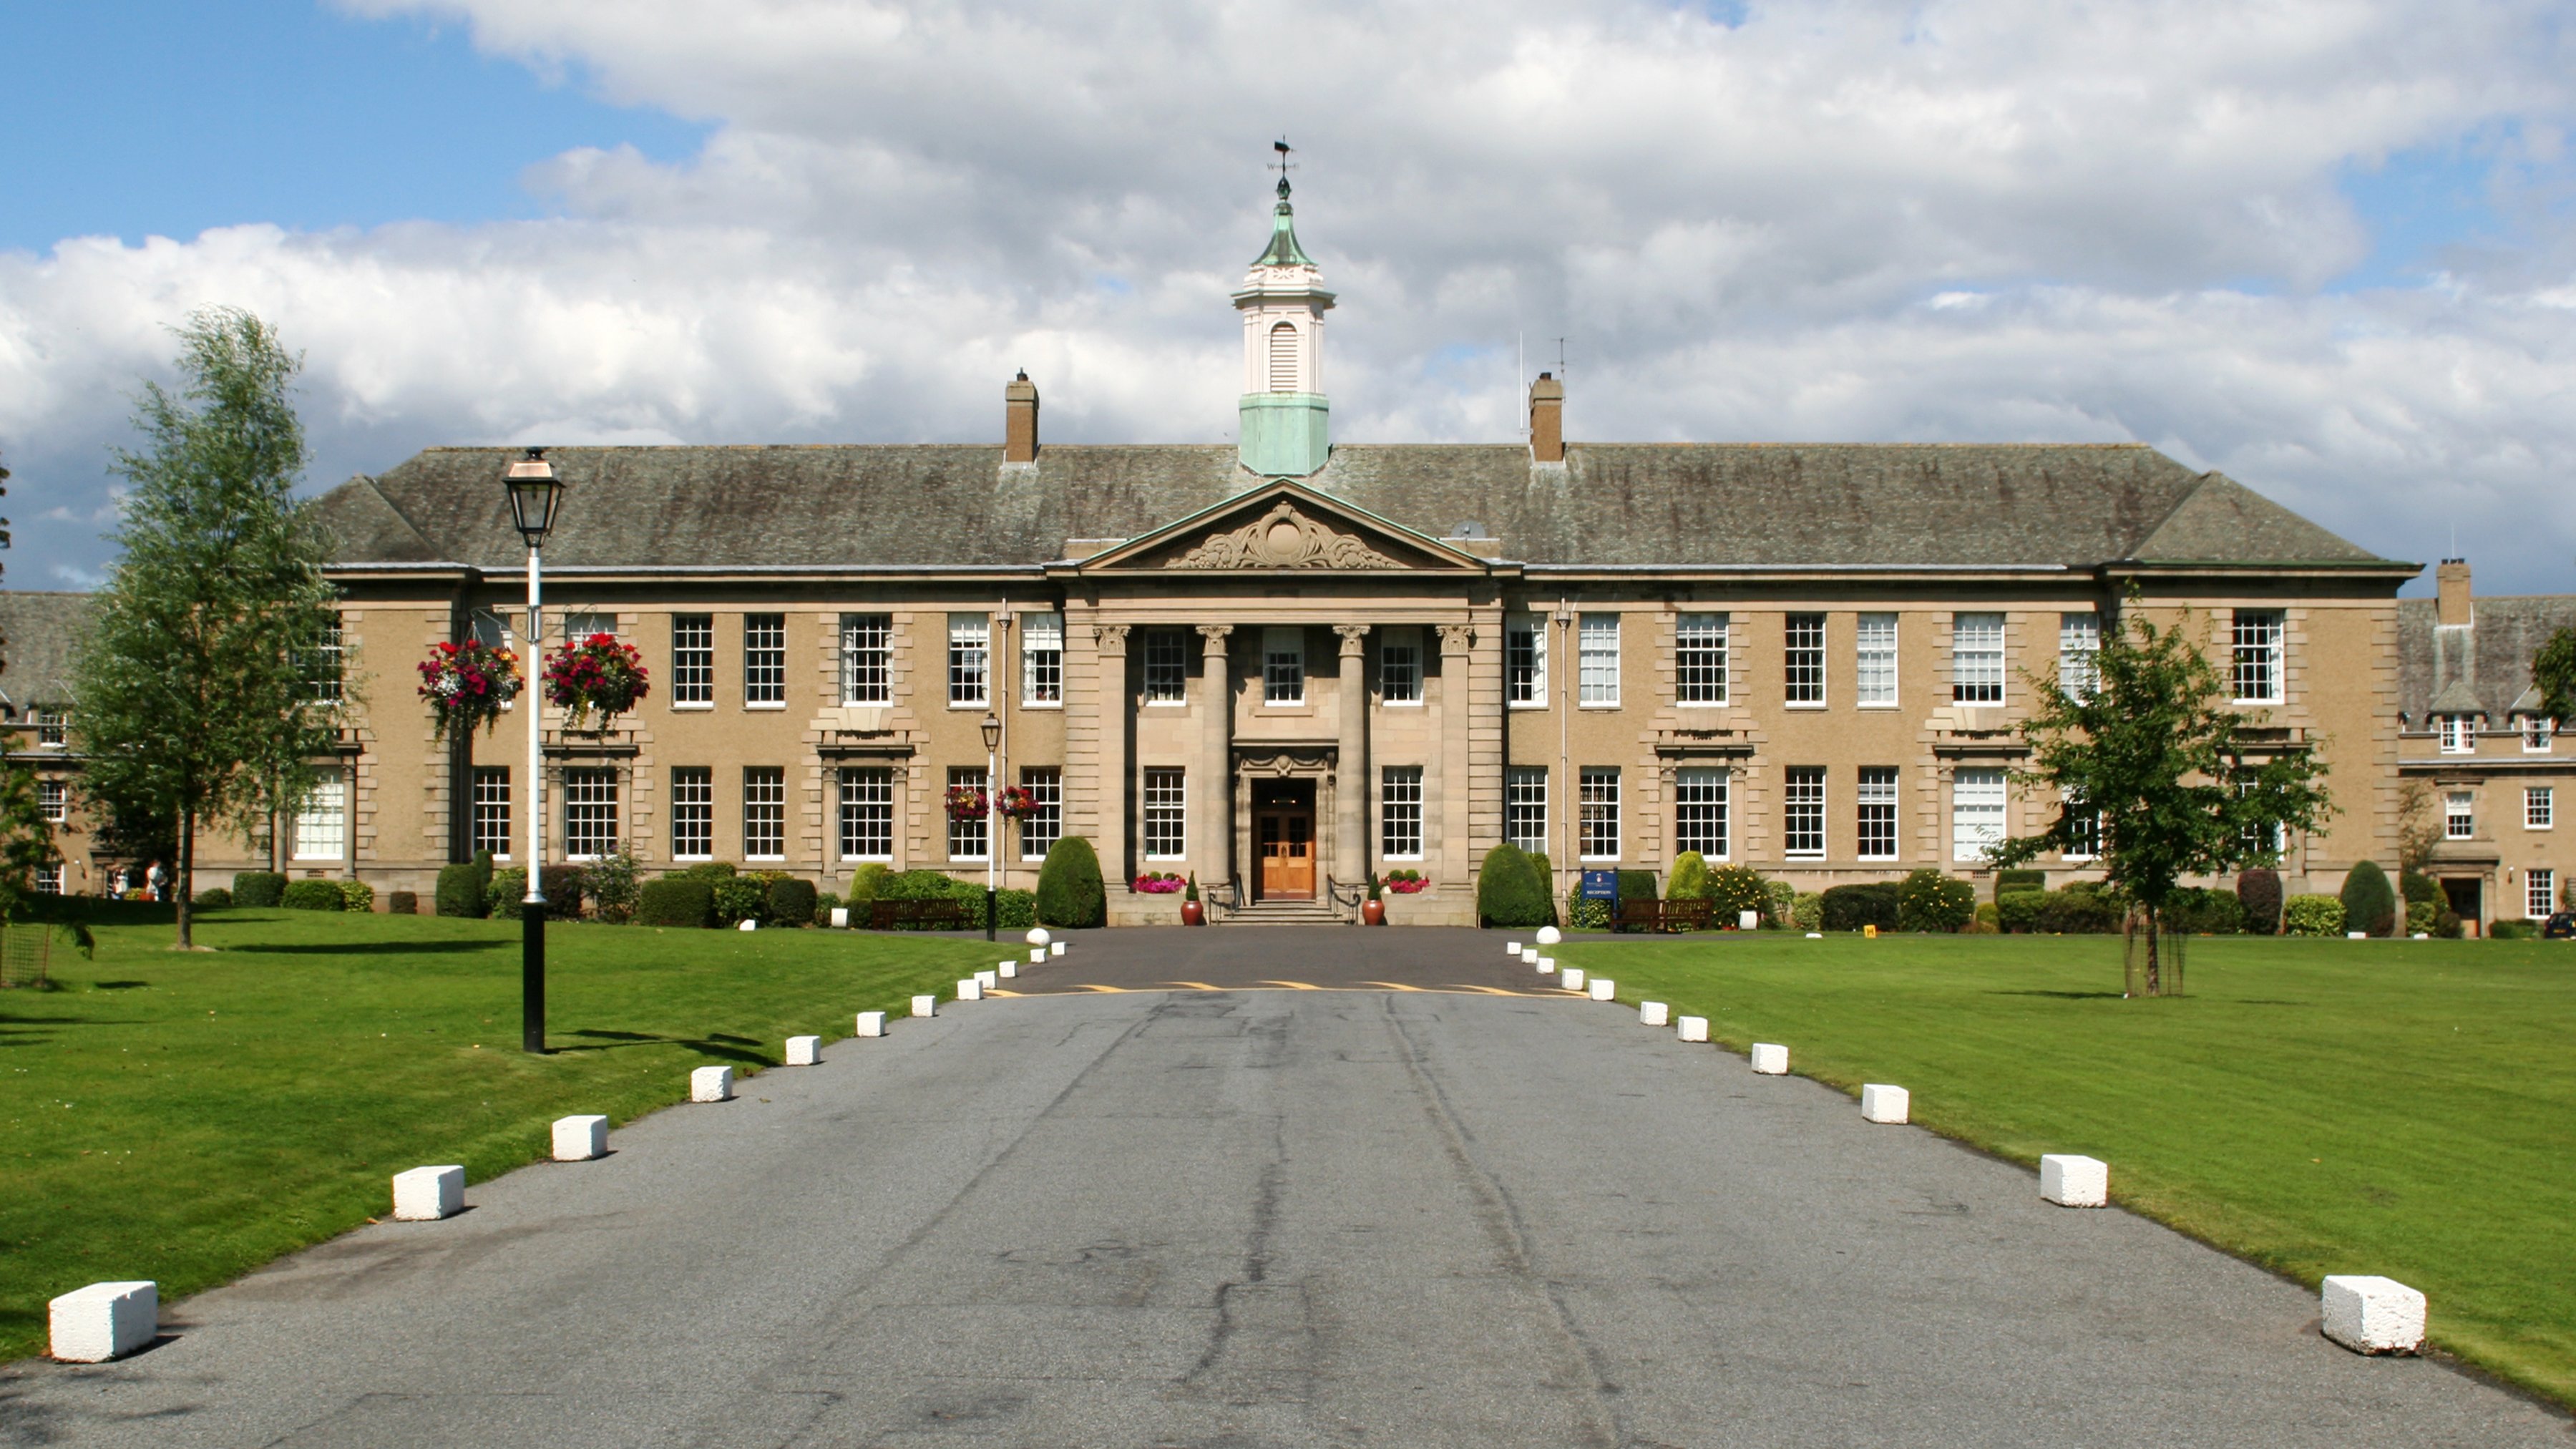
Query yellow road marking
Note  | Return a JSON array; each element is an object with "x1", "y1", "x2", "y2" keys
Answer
[
  {"x1": 1164, "y1": 981, "x2": 1225, "y2": 991},
  {"x1": 1360, "y1": 981, "x2": 1425, "y2": 992},
  {"x1": 1259, "y1": 980, "x2": 1322, "y2": 990},
  {"x1": 1070, "y1": 984, "x2": 1129, "y2": 993}
]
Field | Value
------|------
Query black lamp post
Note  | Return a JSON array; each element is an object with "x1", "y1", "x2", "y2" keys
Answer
[
  {"x1": 504, "y1": 448, "x2": 563, "y2": 1054},
  {"x1": 980, "y1": 711, "x2": 1002, "y2": 941}
]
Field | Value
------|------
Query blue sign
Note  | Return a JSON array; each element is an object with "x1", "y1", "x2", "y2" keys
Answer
[{"x1": 1578, "y1": 869, "x2": 1621, "y2": 902}]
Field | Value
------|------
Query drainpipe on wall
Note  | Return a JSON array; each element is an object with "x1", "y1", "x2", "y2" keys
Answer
[{"x1": 1556, "y1": 597, "x2": 1573, "y2": 899}]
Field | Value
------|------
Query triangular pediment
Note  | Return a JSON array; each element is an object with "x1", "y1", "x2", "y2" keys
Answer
[{"x1": 1080, "y1": 479, "x2": 1490, "y2": 573}]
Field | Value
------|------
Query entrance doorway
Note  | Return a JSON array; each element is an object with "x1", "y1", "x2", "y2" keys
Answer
[
  {"x1": 2441, "y1": 877, "x2": 2483, "y2": 936},
  {"x1": 1253, "y1": 779, "x2": 1317, "y2": 901}
]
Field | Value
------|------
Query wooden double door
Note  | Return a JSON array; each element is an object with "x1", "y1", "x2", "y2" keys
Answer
[{"x1": 1253, "y1": 778, "x2": 1317, "y2": 900}]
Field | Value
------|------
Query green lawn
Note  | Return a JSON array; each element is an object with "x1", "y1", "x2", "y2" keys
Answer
[
  {"x1": 0, "y1": 906, "x2": 1002, "y2": 1362},
  {"x1": 1558, "y1": 932, "x2": 2576, "y2": 1406}
]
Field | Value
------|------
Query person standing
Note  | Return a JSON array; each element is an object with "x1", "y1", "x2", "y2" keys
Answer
[{"x1": 147, "y1": 860, "x2": 168, "y2": 902}]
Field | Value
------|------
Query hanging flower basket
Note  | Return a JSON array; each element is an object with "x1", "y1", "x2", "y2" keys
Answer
[
  {"x1": 997, "y1": 785, "x2": 1043, "y2": 820},
  {"x1": 542, "y1": 633, "x2": 650, "y2": 731},
  {"x1": 945, "y1": 784, "x2": 990, "y2": 822},
  {"x1": 416, "y1": 639, "x2": 523, "y2": 742}
]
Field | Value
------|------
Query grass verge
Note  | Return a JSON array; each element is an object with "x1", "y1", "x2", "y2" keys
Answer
[
  {"x1": 1, "y1": 906, "x2": 1002, "y2": 1362},
  {"x1": 1560, "y1": 932, "x2": 2576, "y2": 1409}
]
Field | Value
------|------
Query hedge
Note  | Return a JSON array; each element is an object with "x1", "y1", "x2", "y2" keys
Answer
[
  {"x1": 1996, "y1": 889, "x2": 2046, "y2": 934},
  {"x1": 1897, "y1": 869, "x2": 1975, "y2": 932},
  {"x1": 2037, "y1": 887, "x2": 2122, "y2": 934},
  {"x1": 2490, "y1": 918, "x2": 2540, "y2": 940},
  {"x1": 2235, "y1": 868, "x2": 2283, "y2": 935},
  {"x1": 1615, "y1": 869, "x2": 1659, "y2": 904},
  {"x1": 1820, "y1": 882, "x2": 1900, "y2": 932},
  {"x1": 713, "y1": 874, "x2": 770, "y2": 925},
  {"x1": 1994, "y1": 868, "x2": 2047, "y2": 897},
  {"x1": 766, "y1": 877, "x2": 818, "y2": 929},
  {"x1": 2341, "y1": 860, "x2": 2398, "y2": 937},
  {"x1": 233, "y1": 872, "x2": 287, "y2": 908},
  {"x1": 190, "y1": 887, "x2": 233, "y2": 909},
  {"x1": 280, "y1": 879, "x2": 346, "y2": 911},
  {"x1": 337, "y1": 879, "x2": 375, "y2": 913},
  {"x1": 1036, "y1": 836, "x2": 1106, "y2": 928},
  {"x1": 636, "y1": 878, "x2": 716, "y2": 928},
  {"x1": 2283, "y1": 894, "x2": 2346, "y2": 937},
  {"x1": 2161, "y1": 887, "x2": 2244, "y2": 935},
  {"x1": 386, "y1": 889, "x2": 418, "y2": 915},
  {"x1": 1477, "y1": 844, "x2": 1554, "y2": 928},
  {"x1": 1792, "y1": 892, "x2": 1824, "y2": 932}
]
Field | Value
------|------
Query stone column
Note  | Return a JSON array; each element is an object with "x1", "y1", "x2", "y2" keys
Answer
[
  {"x1": 1335, "y1": 624, "x2": 1371, "y2": 908},
  {"x1": 1197, "y1": 625, "x2": 1235, "y2": 890},
  {"x1": 1437, "y1": 623, "x2": 1475, "y2": 887},
  {"x1": 1093, "y1": 625, "x2": 1131, "y2": 882}
]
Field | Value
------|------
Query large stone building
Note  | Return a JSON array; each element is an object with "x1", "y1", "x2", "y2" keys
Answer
[{"x1": 7, "y1": 178, "x2": 2512, "y2": 925}]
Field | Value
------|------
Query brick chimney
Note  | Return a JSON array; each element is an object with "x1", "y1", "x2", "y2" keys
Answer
[
  {"x1": 1004, "y1": 371, "x2": 1040, "y2": 464},
  {"x1": 2436, "y1": 557, "x2": 2472, "y2": 627},
  {"x1": 1528, "y1": 371, "x2": 1564, "y2": 464}
]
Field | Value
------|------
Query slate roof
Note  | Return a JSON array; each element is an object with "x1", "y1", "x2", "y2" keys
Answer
[
  {"x1": 0, "y1": 590, "x2": 98, "y2": 713},
  {"x1": 2399, "y1": 595, "x2": 2576, "y2": 721},
  {"x1": 313, "y1": 441, "x2": 2395, "y2": 574}
]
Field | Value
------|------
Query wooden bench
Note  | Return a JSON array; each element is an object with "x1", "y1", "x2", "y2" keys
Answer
[
  {"x1": 869, "y1": 898, "x2": 970, "y2": 931},
  {"x1": 1614, "y1": 898, "x2": 1713, "y2": 934}
]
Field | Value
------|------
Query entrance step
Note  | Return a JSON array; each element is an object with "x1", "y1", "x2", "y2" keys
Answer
[{"x1": 1227, "y1": 899, "x2": 1349, "y2": 926}]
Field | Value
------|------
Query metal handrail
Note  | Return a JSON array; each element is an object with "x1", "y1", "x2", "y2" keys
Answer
[
  {"x1": 1324, "y1": 876, "x2": 1365, "y2": 909},
  {"x1": 1205, "y1": 875, "x2": 1244, "y2": 921}
]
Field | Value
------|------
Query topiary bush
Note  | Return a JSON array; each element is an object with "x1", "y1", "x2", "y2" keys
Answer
[
  {"x1": 2340, "y1": 859, "x2": 2398, "y2": 937},
  {"x1": 337, "y1": 879, "x2": 375, "y2": 913},
  {"x1": 1703, "y1": 864, "x2": 1770, "y2": 927},
  {"x1": 280, "y1": 879, "x2": 346, "y2": 911},
  {"x1": 2283, "y1": 893, "x2": 2346, "y2": 937},
  {"x1": 2235, "y1": 868, "x2": 2282, "y2": 935},
  {"x1": 436, "y1": 861, "x2": 485, "y2": 917},
  {"x1": 845, "y1": 863, "x2": 889, "y2": 909},
  {"x1": 191, "y1": 887, "x2": 233, "y2": 909},
  {"x1": 1994, "y1": 868, "x2": 2046, "y2": 897},
  {"x1": 1792, "y1": 892, "x2": 1823, "y2": 932},
  {"x1": 2038, "y1": 885, "x2": 2122, "y2": 934},
  {"x1": 1821, "y1": 882, "x2": 1901, "y2": 932},
  {"x1": 386, "y1": 889, "x2": 418, "y2": 915},
  {"x1": 1897, "y1": 869, "x2": 1976, "y2": 932},
  {"x1": 1478, "y1": 844, "x2": 1553, "y2": 928},
  {"x1": 233, "y1": 871, "x2": 287, "y2": 908},
  {"x1": 636, "y1": 878, "x2": 716, "y2": 928},
  {"x1": 1667, "y1": 851, "x2": 1710, "y2": 902},
  {"x1": 1037, "y1": 836, "x2": 1107, "y2": 928},
  {"x1": 766, "y1": 876, "x2": 818, "y2": 928},
  {"x1": 1996, "y1": 889, "x2": 2046, "y2": 933}
]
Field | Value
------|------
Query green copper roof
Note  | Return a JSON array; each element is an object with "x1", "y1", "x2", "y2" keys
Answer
[{"x1": 1252, "y1": 177, "x2": 1315, "y2": 268}]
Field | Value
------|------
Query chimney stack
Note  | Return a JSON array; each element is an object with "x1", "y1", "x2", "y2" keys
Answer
[
  {"x1": 1004, "y1": 371, "x2": 1040, "y2": 464},
  {"x1": 1528, "y1": 371, "x2": 1564, "y2": 464},
  {"x1": 2436, "y1": 557, "x2": 2472, "y2": 627}
]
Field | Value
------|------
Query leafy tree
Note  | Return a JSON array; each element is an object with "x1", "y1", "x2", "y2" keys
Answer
[
  {"x1": 1989, "y1": 593, "x2": 2332, "y2": 995},
  {"x1": 71, "y1": 308, "x2": 345, "y2": 949},
  {"x1": 2392, "y1": 776, "x2": 2443, "y2": 877},
  {"x1": 2533, "y1": 628, "x2": 2576, "y2": 727}
]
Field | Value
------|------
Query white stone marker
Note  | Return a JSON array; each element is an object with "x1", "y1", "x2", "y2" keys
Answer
[
  {"x1": 1506, "y1": 940, "x2": 1523, "y2": 956},
  {"x1": 976, "y1": 969, "x2": 998, "y2": 990},
  {"x1": 1522, "y1": 947, "x2": 1541, "y2": 965},
  {"x1": 2321, "y1": 1275, "x2": 2426, "y2": 1355},
  {"x1": 856, "y1": 1010, "x2": 886, "y2": 1037},
  {"x1": 738, "y1": 919, "x2": 758, "y2": 932},
  {"x1": 1677, "y1": 1016, "x2": 1709, "y2": 1043},
  {"x1": 1050, "y1": 940, "x2": 1066, "y2": 957},
  {"x1": 1536, "y1": 924, "x2": 1563, "y2": 947},
  {"x1": 911, "y1": 995, "x2": 937, "y2": 1018},
  {"x1": 786, "y1": 1035, "x2": 822, "y2": 1067},
  {"x1": 1030, "y1": 948, "x2": 1048, "y2": 965},
  {"x1": 1588, "y1": 977, "x2": 1616, "y2": 1002},
  {"x1": 1026, "y1": 927, "x2": 1051, "y2": 946},
  {"x1": 1750, "y1": 1043, "x2": 1790, "y2": 1075},
  {"x1": 690, "y1": 1066, "x2": 734, "y2": 1103},
  {"x1": 1639, "y1": 1001, "x2": 1669, "y2": 1027},
  {"x1": 829, "y1": 906, "x2": 849, "y2": 929},
  {"x1": 1860, "y1": 1084, "x2": 1910, "y2": 1123},
  {"x1": 2346, "y1": 930, "x2": 2368, "y2": 940},
  {"x1": 957, "y1": 977, "x2": 983, "y2": 1001},
  {"x1": 999, "y1": 960, "x2": 1018, "y2": 979},
  {"x1": 552, "y1": 1115, "x2": 609, "y2": 1161},
  {"x1": 393, "y1": 1164, "x2": 464, "y2": 1219},
  {"x1": 1805, "y1": 932, "x2": 1823, "y2": 940},
  {"x1": 2040, "y1": 1153, "x2": 2107, "y2": 1208},
  {"x1": 1739, "y1": 909, "x2": 1760, "y2": 931},
  {"x1": 48, "y1": 1282, "x2": 155, "y2": 1362},
  {"x1": 1561, "y1": 967, "x2": 1586, "y2": 992}
]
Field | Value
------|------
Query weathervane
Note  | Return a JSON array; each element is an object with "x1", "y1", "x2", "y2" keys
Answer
[{"x1": 1271, "y1": 137, "x2": 1295, "y2": 197}]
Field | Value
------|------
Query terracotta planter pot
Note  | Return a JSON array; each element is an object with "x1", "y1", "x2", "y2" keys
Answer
[
  {"x1": 1181, "y1": 900, "x2": 1205, "y2": 927},
  {"x1": 1362, "y1": 899, "x2": 1386, "y2": 926}
]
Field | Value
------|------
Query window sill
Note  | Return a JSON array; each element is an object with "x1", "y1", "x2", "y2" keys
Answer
[
  {"x1": 1578, "y1": 703, "x2": 1621, "y2": 711},
  {"x1": 2230, "y1": 698, "x2": 2285, "y2": 708},
  {"x1": 1508, "y1": 701, "x2": 1549, "y2": 711},
  {"x1": 947, "y1": 702, "x2": 992, "y2": 711},
  {"x1": 671, "y1": 703, "x2": 714, "y2": 712},
  {"x1": 1382, "y1": 854, "x2": 1425, "y2": 863},
  {"x1": 1676, "y1": 700, "x2": 1729, "y2": 709},
  {"x1": 745, "y1": 702, "x2": 787, "y2": 711},
  {"x1": 1857, "y1": 703, "x2": 1900, "y2": 711},
  {"x1": 673, "y1": 854, "x2": 712, "y2": 863},
  {"x1": 1262, "y1": 701, "x2": 1312, "y2": 713},
  {"x1": 746, "y1": 856, "x2": 786, "y2": 863},
  {"x1": 1145, "y1": 700, "x2": 1186, "y2": 708},
  {"x1": 1021, "y1": 701, "x2": 1064, "y2": 711},
  {"x1": 1785, "y1": 703, "x2": 1828, "y2": 711},
  {"x1": 1785, "y1": 853, "x2": 1826, "y2": 862},
  {"x1": 1856, "y1": 855, "x2": 1902, "y2": 863},
  {"x1": 1379, "y1": 701, "x2": 1424, "y2": 709},
  {"x1": 1578, "y1": 856, "x2": 1621, "y2": 864}
]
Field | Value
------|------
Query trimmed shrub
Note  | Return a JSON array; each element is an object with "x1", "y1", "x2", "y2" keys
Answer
[
  {"x1": 337, "y1": 879, "x2": 376, "y2": 913},
  {"x1": 1667, "y1": 851, "x2": 1711, "y2": 902},
  {"x1": 435, "y1": 862, "x2": 484, "y2": 917},
  {"x1": 1762, "y1": 879, "x2": 1795, "y2": 930},
  {"x1": 386, "y1": 889, "x2": 417, "y2": 915},
  {"x1": 766, "y1": 876, "x2": 819, "y2": 928},
  {"x1": 1968, "y1": 902, "x2": 2001, "y2": 933},
  {"x1": 1792, "y1": 892, "x2": 1823, "y2": 932},
  {"x1": 1996, "y1": 889, "x2": 2046, "y2": 934},
  {"x1": 711, "y1": 874, "x2": 768, "y2": 925},
  {"x1": 2490, "y1": 918, "x2": 2539, "y2": 940},
  {"x1": 2235, "y1": 868, "x2": 2282, "y2": 936},
  {"x1": 2038, "y1": 886, "x2": 2122, "y2": 935},
  {"x1": 1478, "y1": 844, "x2": 1553, "y2": 928},
  {"x1": 1703, "y1": 865, "x2": 1770, "y2": 926},
  {"x1": 1037, "y1": 836, "x2": 1107, "y2": 928},
  {"x1": 2341, "y1": 859, "x2": 2398, "y2": 938},
  {"x1": 489, "y1": 867, "x2": 527, "y2": 919},
  {"x1": 191, "y1": 887, "x2": 233, "y2": 909},
  {"x1": 1994, "y1": 868, "x2": 2046, "y2": 898},
  {"x1": 636, "y1": 878, "x2": 716, "y2": 928},
  {"x1": 1616, "y1": 869, "x2": 1659, "y2": 904},
  {"x1": 1897, "y1": 869, "x2": 1975, "y2": 932},
  {"x1": 233, "y1": 872, "x2": 287, "y2": 908},
  {"x1": 2400, "y1": 869, "x2": 2443, "y2": 908},
  {"x1": 280, "y1": 879, "x2": 346, "y2": 911},
  {"x1": 2162, "y1": 887, "x2": 2244, "y2": 935},
  {"x1": 816, "y1": 890, "x2": 842, "y2": 925},
  {"x1": 845, "y1": 863, "x2": 890, "y2": 908},
  {"x1": 543, "y1": 865, "x2": 585, "y2": 916},
  {"x1": 995, "y1": 889, "x2": 1038, "y2": 930},
  {"x1": 670, "y1": 861, "x2": 738, "y2": 882},
  {"x1": 2406, "y1": 899, "x2": 2439, "y2": 936},
  {"x1": 2283, "y1": 893, "x2": 2346, "y2": 937},
  {"x1": 1821, "y1": 882, "x2": 1901, "y2": 932},
  {"x1": 589, "y1": 852, "x2": 641, "y2": 924}
]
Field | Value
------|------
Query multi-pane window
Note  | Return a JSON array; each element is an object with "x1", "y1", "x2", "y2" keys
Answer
[
  {"x1": 743, "y1": 615, "x2": 786, "y2": 706},
  {"x1": 743, "y1": 767, "x2": 786, "y2": 859},
  {"x1": 472, "y1": 767, "x2": 512, "y2": 859},
  {"x1": 1263, "y1": 627, "x2": 1304, "y2": 705},
  {"x1": 839, "y1": 613, "x2": 891, "y2": 706},
  {"x1": 2059, "y1": 613, "x2": 2100, "y2": 701},
  {"x1": 564, "y1": 768, "x2": 619, "y2": 859},
  {"x1": 672, "y1": 615, "x2": 713, "y2": 705},
  {"x1": 1676, "y1": 613, "x2": 1728, "y2": 706},
  {"x1": 2063, "y1": 789, "x2": 2102, "y2": 860},
  {"x1": 1783, "y1": 766, "x2": 1827, "y2": 859},
  {"x1": 1952, "y1": 614, "x2": 2004, "y2": 704},
  {"x1": 2525, "y1": 716, "x2": 2555, "y2": 753},
  {"x1": 948, "y1": 614, "x2": 990, "y2": 706},
  {"x1": 34, "y1": 864, "x2": 62, "y2": 895},
  {"x1": 2527, "y1": 786, "x2": 2554, "y2": 830},
  {"x1": 37, "y1": 779, "x2": 66, "y2": 822},
  {"x1": 1507, "y1": 615, "x2": 1548, "y2": 706},
  {"x1": 34, "y1": 708, "x2": 67, "y2": 747},
  {"x1": 2231, "y1": 610, "x2": 2285, "y2": 704},
  {"x1": 1380, "y1": 628, "x2": 1422, "y2": 706},
  {"x1": 2445, "y1": 790, "x2": 2474, "y2": 840},
  {"x1": 1674, "y1": 767, "x2": 1728, "y2": 859},
  {"x1": 947, "y1": 766, "x2": 990, "y2": 860},
  {"x1": 1142, "y1": 768, "x2": 1187, "y2": 859},
  {"x1": 670, "y1": 768, "x2": 713, "y2": 859},
  {"x1": 1578, "y1": 613, "x2": 1620, "y2": 706},
  {"x1": 838, "y1": 768, "x2": 894, "y2": 861},
  {"x1": 2439, "y1": 715, "x2": 2476, "y2": 753},
  {"x1": 306, "y1": 617, "x2": 345, "y2": 705},
  {"x1": 1857, "y1": 766, "x2": 1900, "y2": 859},
  {"x1": 1952, "y1": 767, "x2": 2006, "y2": 862},
  {"x1": 1381, "y1": 766, "x2": 1425, "y2": 859},
  {"x1": 295, "y1": 770, "x2": 346, "y2": 861},
  {"x1": 1856, "y1": 614, "x2": 1898, "y2": 707},
  {"x1": 562, "y1": 611, "x2": 616, "y2": 642},
  {"x1": 1784, "y1": 614, "x2": 1826, "y2": 706},
  {"x1": 1144, "y1": 630, "x2": 1188, "y2": 703},
  {"x1": 2529, "y1": 869, "x2": 2557, "y2": 921},
  {"x1": 1506, "y1": 766, "x2": 1548, "y2": 853},
  {"x1": 2238, "y1": 779, "x2": 2285, "y2": 858},
  {"x1": 1019, "y1": 767, "x2": 1063, "y2": 860},
  {"x1": 1022, "y1": 612, "x2": 1064, "y2": 706},
  {"x1": 1578, "y1": 767, "x2": 1620, "y2": 859}
]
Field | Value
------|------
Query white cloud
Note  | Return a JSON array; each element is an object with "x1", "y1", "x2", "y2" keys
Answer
[{"x1": 4, "y1": 0, "x2": 2575, "y2": 591}]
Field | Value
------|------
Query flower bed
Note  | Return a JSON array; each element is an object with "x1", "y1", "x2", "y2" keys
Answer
[
  {"x1": 1132, "y1": 872, "x2": 1186, "y2": 894},
  {"x1": 1385, "y1": 869, "x2": 1429, "y2": 894}
]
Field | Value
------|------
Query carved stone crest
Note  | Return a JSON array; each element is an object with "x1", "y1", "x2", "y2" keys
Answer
[{"x1": 1168, "y1": 502, "x2": 1401, "y2": 570}]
